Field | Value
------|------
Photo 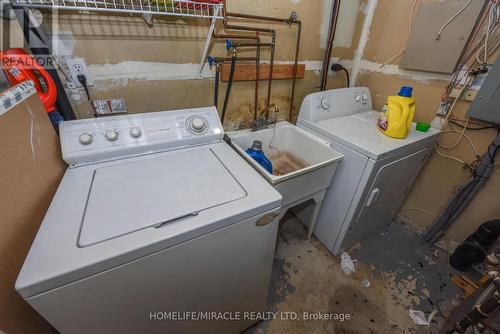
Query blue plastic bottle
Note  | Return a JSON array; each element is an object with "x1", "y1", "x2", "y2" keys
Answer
[{"x1": 246, "y1": 140, "x2": 273, "y2": 174}]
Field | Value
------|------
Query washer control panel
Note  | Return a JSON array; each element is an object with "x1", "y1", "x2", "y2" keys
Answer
[
  {"x1": 60, "y1": 107, "x2": 223, "y2": 167},
  {"x1": 298, "y1": 87, "x2": 373, "y2": 123}
]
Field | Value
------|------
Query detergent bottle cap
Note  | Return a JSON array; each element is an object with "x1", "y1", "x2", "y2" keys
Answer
[
  {"x1": 399, "y1": 86, "x2": 413, "y2": 97},
  {"x1": 251, "y1": 140, "x2": 263, "y2": 151}
]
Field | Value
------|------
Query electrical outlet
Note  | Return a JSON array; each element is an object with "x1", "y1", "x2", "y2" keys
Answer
[{"x1": 66, "y1": 58, "x2": 94, "y2": 88}]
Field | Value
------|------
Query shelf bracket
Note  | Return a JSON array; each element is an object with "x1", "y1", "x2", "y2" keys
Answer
[{"x1": 199, "y1": 6, "x2": 220, "y2": 77}]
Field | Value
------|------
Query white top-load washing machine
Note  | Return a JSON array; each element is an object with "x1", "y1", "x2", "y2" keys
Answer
[
  {"x1": 16, "y1": 107, "x2": 282, "y2": 334},
  {"x1": 297, "y1": 87, "x2": 440, "y2": 255}
]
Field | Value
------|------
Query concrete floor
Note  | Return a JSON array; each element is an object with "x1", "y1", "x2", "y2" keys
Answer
[{"x1": 246, "y1": 214, "x2": 462, "y2": 334}]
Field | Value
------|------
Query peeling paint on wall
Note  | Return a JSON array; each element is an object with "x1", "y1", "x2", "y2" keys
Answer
[
  {"x1": 320, "y1": 0, "x2": 360, "y2": 49},
  {"x1": 340, "y1": 59, "x2": 451, "y2": 83},
  {"x1": 86, "y1": 58, "x2": 449, "y2": 85},
  {"x1": 320, "y1": 0, "x2": 334, "y2": 49},
  {"x1": 89, "y1": 61, "x2": 214, "y2": 82},
  {"x1": 51, "y1": 31, "x2": 76, "y2": 57},
  {"x1": 350, "y1": 0, "x2": 378, "y2": 87},
  {"x1": 333, "y1": 0, "x2": 360, "y2": 48}
]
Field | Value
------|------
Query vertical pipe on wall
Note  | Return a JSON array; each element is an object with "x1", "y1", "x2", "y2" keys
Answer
[
  {"x1": 223, "y1": 16, "x2": 276, "y2": 110},
  {"x1": 350, "y1": 0, "x2": 378, "y2": 87},
  {"x1": 223, "y1": 9, "x2": 302, "y2": 121},
  {"x1": 289, "y1": 20, "x2": 301, "y2": 122},
  {"x1": 320, "y1": 0, "x2": 341, "y2": 91}
]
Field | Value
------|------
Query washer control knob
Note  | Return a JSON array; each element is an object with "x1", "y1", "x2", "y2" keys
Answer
[
  {"x1": 361, "y1": 93, "x2": 368, "y2": 101},
  {"x1": 130, "y1": 127, "x2": 142, "y2": 138},
  {"x1": 190, "y1": 117, "x2": 206, "y2": 132},
  {"x1": 355, "y1": 94, "x2": 361, "y2": 102},
  {"x1": 105, "y1": 130, "x2": 119, "y2": 142},
  {"x1": 320, "y1": 97, "x2": 330, "y2": 110},
  {"x1": 79, "y1": 133, "x2": 93, "y2": 145}
]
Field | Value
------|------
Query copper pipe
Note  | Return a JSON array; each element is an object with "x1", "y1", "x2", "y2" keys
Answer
[
  {"x1": 225, "y1": 12, "x2": 296, "y2": 24},
  {"x1": 233, "y1": 42, "x2": 273, "y2": 47},
  {"x1": 224, "y1": 11, "x2": 302, "y2": 122},
  {"x1": 213, "y1": 32, "x2": 258, "y2": 40},
  {"x1": 213, "y1": 32, "x2": 262, "y2": 120},
  {"x1": 289, "y1": 20, "x2": 301, "y2": 122},
  {"x1": 255, "y1": 40, "x2": 260, "y2": 121},
  {"x1": 320, "y1": 0, "x2": 341, "y2": 91},
  {"x1": 213, "y1": 57, "x2": 257, "y2": 62},
  {"x1": 223, "y1": 17, "x2": 276, "y2": 109},
  {"x1": 223, "y1": 17, "x2": 275, "y2": 34}
]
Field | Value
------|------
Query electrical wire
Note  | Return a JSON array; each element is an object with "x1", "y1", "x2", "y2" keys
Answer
[
  {"x1": 476, "y1": 0, "x2": 500, "y2": 65},
  {"x1": 438, "y1": 129, "x2": 480, "y2": 157},
  {"x1": 380, "y1": 0, "x2": 418, "y2": 68},
  {"x1": 433, "y1": 1, "x2": 500, "y2": 171},
  {"x1": 449, "y1": 119, "x2": 500, "y2": 131},
  {"x1": 436, "y1": 0, "x2": 473, "y2": 40},
  {"x1": 342, "y1": 68, "x2": 350, "y2": 88},
  {"x1": 441, "y1": 0, "x2": 496, "y2": 102},
  {"x1": 435, "y1": 143, "x2": 474, "y2": 169}
]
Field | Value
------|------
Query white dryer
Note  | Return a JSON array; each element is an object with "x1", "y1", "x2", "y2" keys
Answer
[
  {"x1": 297, "y1": 87, "x2": 440, "y2": 255},
  {"x1": 16, "y1": 107, "x2": 282, "y2": 334}
]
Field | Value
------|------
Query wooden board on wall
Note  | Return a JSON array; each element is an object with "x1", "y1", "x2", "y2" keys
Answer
[
  {"x1": 0, "y1": 83, "x2": 65, "y2": 333},
  {"x1": 220, "y1": 63, "x2": 305, "y2": 82}
]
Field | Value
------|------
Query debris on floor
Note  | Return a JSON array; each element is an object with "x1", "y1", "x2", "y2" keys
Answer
[
  {"x1": 340, "y1": 252, "x2": 356, "y2": 274},
  {"x1": 247, "y1": 215, "x2": 462, "y2": 334},
  {"x1": 409, "y1": 308, "x2": 437, "y2": 326}
]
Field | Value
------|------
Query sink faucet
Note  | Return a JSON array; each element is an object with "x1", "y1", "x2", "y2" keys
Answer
[{"x1": 251, "y1": 104, "x2": 279, "y2": 131}]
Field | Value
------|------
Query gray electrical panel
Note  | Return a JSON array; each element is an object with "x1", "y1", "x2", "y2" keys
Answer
[
  {"x1": 400, "y1": 0, "x2": 486, "y2": 74},
  {"x1": 467, "y1": 56, "x2": 500, "y2": 124}
]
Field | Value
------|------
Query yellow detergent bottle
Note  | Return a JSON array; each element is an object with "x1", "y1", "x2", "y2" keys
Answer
[{"x1": 377, "y1": 86, "x2": 416, "y2": 139}]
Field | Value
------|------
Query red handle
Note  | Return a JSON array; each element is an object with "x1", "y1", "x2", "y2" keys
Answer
[{"x1": 1, "y1": 48, "x2": 57, "y2": 112}]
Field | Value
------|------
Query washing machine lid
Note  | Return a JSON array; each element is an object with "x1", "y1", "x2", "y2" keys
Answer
[
  {"x1": 303, "y1": 111, "x2": 440, "y2": 160},
  {"x1": 79, "y1": 148, "x2": 246, "y2": 247}
]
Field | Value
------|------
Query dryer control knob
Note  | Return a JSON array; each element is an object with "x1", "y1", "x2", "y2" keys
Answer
[
  {"x1": 79, "y1": 133, "x2": 93, "y2": 145},
  {"x1": 355, "y1": 94, "x2": 361, "y2": 102},
  {"x1": 320, "y1": 97, "x2": 330, "y2": 110},
  {"x1": 190, "y1": 117, "x2": 207, "y2": 132},
  {"x1": 105, "y1": 130, "x2": 119, "y2": 142},
  {"x1": 130, "y1": 127, "x2": 142, "y2": 138},
  {"x1": 361, "y1": 93, "x2": 368, "y2": 101}
]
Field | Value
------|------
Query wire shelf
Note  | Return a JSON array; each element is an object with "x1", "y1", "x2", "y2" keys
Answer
[{"x1": 12, "y1": 0, "x2": 224, "y2": 19}]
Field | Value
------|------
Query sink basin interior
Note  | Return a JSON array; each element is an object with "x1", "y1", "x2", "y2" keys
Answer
[{"x1": 229, "y1": 122, "x2": 343, "y2": 183}]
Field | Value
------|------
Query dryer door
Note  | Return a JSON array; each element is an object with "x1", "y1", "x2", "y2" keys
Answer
[{"x1": 341, "y1": 148, "x2": 430, "y2": 249}]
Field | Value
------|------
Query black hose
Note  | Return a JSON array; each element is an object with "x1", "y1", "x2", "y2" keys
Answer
[
  {"x1": 449, "y1": 220, "x2": 500, "y2": 271},
  {"x1": 214, "y1": 66, "x2": 220, "y2": 109},
  {"x1": 221, "y1": 55, "x2": 236, "y2": 125}
]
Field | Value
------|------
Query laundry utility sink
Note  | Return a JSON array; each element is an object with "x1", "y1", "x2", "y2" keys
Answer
[{"x1": 228, "y1": 122, "x2": 343, "y2": 238}]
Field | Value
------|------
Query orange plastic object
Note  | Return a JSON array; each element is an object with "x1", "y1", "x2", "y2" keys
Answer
[{"x1": 1, "y1": 48, "x2": 57, "y2": 112}]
